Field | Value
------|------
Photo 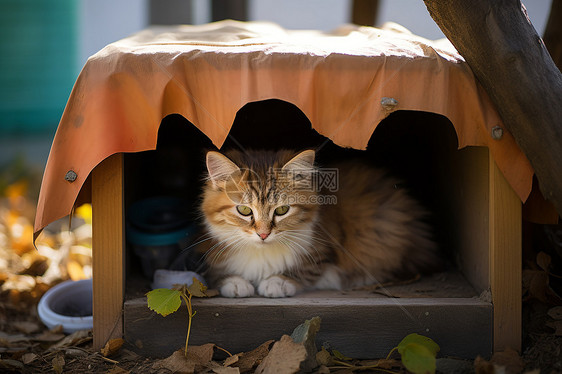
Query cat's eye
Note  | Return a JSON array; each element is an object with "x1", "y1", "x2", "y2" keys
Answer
[
  {"x1": 274, "y1": 205, "x2": 290, "y2": 216},
  {"x1": 236, "y1": 205, "x2": 253, "y2": 216}
]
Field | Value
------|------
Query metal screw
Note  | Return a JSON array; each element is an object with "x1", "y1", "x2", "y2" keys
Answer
[
  {"x1": 491, "y1": 126, "x2": 504, "y2": 140},
  {"x1": 65, "y1": 170, "x2": 77, "y2": 183},
  {"x1": 381, "y1": 97, "x2": 398, "y2": 111}
]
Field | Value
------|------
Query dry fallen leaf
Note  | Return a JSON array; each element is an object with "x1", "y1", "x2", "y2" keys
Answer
[
  {"x1": 64, "y1": 348, "x2": 88, "y2": 358},
  {"x1": 255, "y1": 335, "x2": 307, "y2": 374},
  {"x1": 12, "y1": 321, "x2": 41, "y2": 334},
  {"x1": 101, "y1": 338, "x2": 124, "y2": 357},
  {"x1": 154, "y1": 344, "x2": 216, "y2": 374},
  {"x1": 474, "y1": 355, "x2": 495, "y2": 374},
  {"x1": 52, "y1": 353, "x2": 65, "y2": 374},
  {"x1": 107, "y1": 366, "x2": 131, "y2": 374},
  {"x1": 186, "y1": 278, "x2": 209, "y2": 297},
  {"x1": 547, "y1": 306, "x2": 562, "y2": 320},
  {"x1": 491, "y1": 348, "x2": 524, "y2": 374},
  {"x1": 546, "y1": 320, "x2": 562, "y2": 336},
  {"x1": 290, "y1": 316, "x2": 321, "y2": 372},
  {"x1": 536, "y1": 251, "x2": 552, "y2": 272},
  {"x1": 47, "y1": 329, "x2": 91, "y2": 351},
  {"x1": 10, "y1": 220, "x2": 34, "y2": 255},
  {"x1": 0, "y1": 272, "x2": 8, "y2": 287},
  {"x1": 211, "y1": 364, "x2": 240, "y2": 374},
  {"x1": 208, "y1": 289, "x2": 220, "y2": 297},
  {"x1": 0, "y1": 331, "x2": 29, "y2": 344},
  {"x1": 21, "y1": 352, "x2": 38, "y2": 365},
  {"x1": 315, "y1": 347, "x2": 333, "y2": 366},
  {"x1": 187, "y1": 343, "x2": 215, "y2": 366},
  {"x1": 0, "y1": 359, "x2": 25, "y2": 371},
  {"x1": 224, "y1": 354, "x2": 239, "y2": 367},
  {"x1": 31, "y1": 331, "x2": 66, "y2": 343},
  {"x1": 153, "y1": 349, "x2": 196, "y2": 374},
  {"x1": 235, "y1": 339, "x2": 275, "y2": 373},
  {"x1": 66, "y1": 260, "x2": 86, "y2": 281},
  {"x1": 50, "y1": 325, "x2": 64, "y2": 334},
  {"x1": 523, "y1": 270, "x2": 550, "y2": 303}
]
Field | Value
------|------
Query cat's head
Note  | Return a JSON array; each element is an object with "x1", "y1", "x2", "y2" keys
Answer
[{"x1": 201, "y1": 149, "x2": 320, "y2": 249}]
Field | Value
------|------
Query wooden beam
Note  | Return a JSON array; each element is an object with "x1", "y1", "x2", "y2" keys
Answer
[
  {"x1": 489, "y1": 157, "x2": 522, "y2": 352},
  {"x1": 125, "y1": 295, "x2": 492, "y2": 359},
  {"x1": 92, "y1": 153, "x2": 125, "y2": 351}
]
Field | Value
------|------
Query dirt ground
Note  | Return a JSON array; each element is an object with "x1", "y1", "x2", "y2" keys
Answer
[{"x1": 1, "y1": 282, "x2": 561, "y2": 373}]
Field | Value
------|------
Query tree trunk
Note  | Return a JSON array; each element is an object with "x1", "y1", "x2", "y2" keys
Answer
[{"x1": 423, "y1": 0, "x2": 562, "y2": 217}]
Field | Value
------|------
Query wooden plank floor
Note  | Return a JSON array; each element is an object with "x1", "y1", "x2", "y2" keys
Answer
[{"x1": 124, "y1": 272, "x2": 492, "y2": 359}]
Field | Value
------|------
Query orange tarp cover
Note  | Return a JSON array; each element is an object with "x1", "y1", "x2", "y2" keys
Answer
[{"x1": 34, "y1": 20, "x2": 533, "y2": 236}]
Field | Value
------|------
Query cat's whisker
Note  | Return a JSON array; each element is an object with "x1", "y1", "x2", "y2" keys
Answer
[
  {"x1": 278, "y1": 235, "x2": 319, "y2": 270},
  {"x1": 280, "y1": 231, "x2": 325, "y2": 258},
  {"x1": 276, "y1": 238, "x2": 304, "y2": 263},
  {"x1": 181, "y1": 235, "x2": 214, "y2": 252},
  {"x1": 202, "y1": 236, "x2": 239, "y2": 264},
  {"x1": 282, "y1": 230, "x2": 333, "y2": 246},
  {"x1": 233, "y1": 242, "x2": 252, "y2": 262}
]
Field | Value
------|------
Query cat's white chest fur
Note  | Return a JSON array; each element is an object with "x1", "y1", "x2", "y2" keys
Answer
[{"x1": 223, "y1": 241, "x2": 298, "y2": 284}]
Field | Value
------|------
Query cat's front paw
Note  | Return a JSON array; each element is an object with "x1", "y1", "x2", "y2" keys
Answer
[
  {"x1": 220, "y1": 276, "x2": 255, "y2": 298},
  {"x1": 258, "y1": 276, "x2": 298, "y2": 298}
]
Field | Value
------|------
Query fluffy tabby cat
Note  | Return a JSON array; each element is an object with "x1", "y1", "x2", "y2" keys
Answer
[{"x1": 199, "y1": 149, "x2": 438, "y2": 298}]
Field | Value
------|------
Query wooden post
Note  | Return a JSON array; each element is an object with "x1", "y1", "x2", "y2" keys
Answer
[
  {"x1": 351, "y1": 0, "x2": 379, "y2": 26},
  {"x1": 92, "y1": 153, "x2": 125, "y2": 350},
  {"x1": 211, "y1": 0, "x2": 247, "y2": 22},
  {"x1": 489, "y1": 157, "x2": 522, "y2": 352}
]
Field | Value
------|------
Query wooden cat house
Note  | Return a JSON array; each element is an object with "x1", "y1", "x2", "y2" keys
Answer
[{"x1": 34, "y1": 20, "x2": 553, "y2": 359}]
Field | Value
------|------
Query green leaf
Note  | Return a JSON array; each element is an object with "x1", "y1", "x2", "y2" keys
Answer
[
  {"x1": 397, "y1": 333, "x2": 440, "y2": 356},
  {"x1": 396, "y1": 334, "x2": 439, "y2": 374},
  {"x1": 187, "y1": 278, "x2": 208, "y2": 297},
  {"x1": 400, "y1": 343, "x2": 436, "y2": 374},
  {"x1": 146, "y1": 288, "x2": 182, "y2": 317}
]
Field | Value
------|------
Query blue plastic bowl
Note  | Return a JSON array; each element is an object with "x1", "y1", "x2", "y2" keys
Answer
[{"x1": 126, "y1": 197, "x2": 195, "y2": 277}]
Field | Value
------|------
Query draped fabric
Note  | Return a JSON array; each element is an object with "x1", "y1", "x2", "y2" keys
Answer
[{"x1": 34, "y1": 20, "x2": 533, "y2": 237}]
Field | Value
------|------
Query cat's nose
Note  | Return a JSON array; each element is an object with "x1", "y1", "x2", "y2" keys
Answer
[{"x1": 258, "y1": 232, "x2": 270, "y2": 240}]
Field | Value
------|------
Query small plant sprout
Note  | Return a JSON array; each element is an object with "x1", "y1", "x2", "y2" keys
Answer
[
  {"x1": 146, "y1": 278, "x2": 210, "y2": 358},
  {"x1": 328, "y1": 333, "x2": 439, "y2": 374}
]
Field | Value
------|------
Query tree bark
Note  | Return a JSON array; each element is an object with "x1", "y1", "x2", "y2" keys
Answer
[{"x1": 423, "y1": 0, "x2": 562, "y2": 216}]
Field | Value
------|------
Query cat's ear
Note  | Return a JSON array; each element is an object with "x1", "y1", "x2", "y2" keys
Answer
[
  {"x1": 282, "y1": 150, "x2": 315, "y2": 175},
  {"x1": 206, "y1": 151, "x2": 240, "y2": 186}
]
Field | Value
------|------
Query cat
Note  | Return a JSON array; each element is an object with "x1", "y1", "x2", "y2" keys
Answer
[{"x1": 199, "y1": 149, "x2": 439, "y2": 298}]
